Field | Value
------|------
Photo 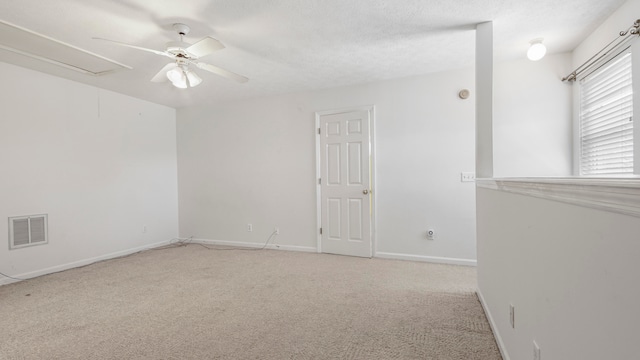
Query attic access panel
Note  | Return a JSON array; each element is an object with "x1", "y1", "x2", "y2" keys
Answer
[{"x1": 0, "y1": 20, "x2": 131, "y2": 75}]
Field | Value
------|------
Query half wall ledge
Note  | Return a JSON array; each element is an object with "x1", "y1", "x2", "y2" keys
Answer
[{"x1": 476, "y1": 177, "x2": 640, "y2": 218}]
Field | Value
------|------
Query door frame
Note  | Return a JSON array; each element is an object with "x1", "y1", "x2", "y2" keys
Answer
[{"x1": 315, "y1": 105, "x2": 376, "y2": 256}]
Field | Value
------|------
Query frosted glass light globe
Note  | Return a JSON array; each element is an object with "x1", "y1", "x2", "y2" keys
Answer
[
  {"x1": 186, "y1": 71, "x2": 202, "y2": 87},
  {"x1": 166, "y1": 67, "x2": 188, "y2": 88},
  {"x1": 527, "y1": 40, "x2": 547, "y2": 61},
  {"x1": 166, "y1": 67, "x2": 184, "y2": 83}
]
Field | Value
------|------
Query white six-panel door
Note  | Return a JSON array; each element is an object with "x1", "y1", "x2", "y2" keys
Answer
[{"x1": 317, "y1": 108, "x2": 372, "y2": 258}]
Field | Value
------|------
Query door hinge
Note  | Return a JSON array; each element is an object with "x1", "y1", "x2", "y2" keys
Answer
[
  {"x1": 320, "y1": 227, "x2": 323, "y2": 235},
  {"x1": 318, "y1": 178, "x2": 321, "y2": 185},
  {"x1": 318, "y1": 128, "x2": 321, "y2": 135}
]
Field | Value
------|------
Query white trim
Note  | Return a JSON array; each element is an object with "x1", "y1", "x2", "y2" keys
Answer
[
  {"x1": 572, "y1": 75, "x2": 580, "y2": 175},
  {"x1": 315, "y1": 105, "x2": 376, "y2": 117},
  {"x1": 315, "y1": 113, "x2": 322, "y2": 253},
  {"x1": 375, "y1": 251, "x2": 477, "y2": 266},
  {"x1": 0, "y1": 20, "x2": 132, "y2": 74},
  {"x1": 370, "y1": 107, "x2": 377, "y2": 257},
  {"x1": 476, "y1": 177, "x2": 640, "y2": 218},
  {"x1": 315, "y1": 105, "x2": 376, "y2": 257},
  {"x1": 633, "y1": 41, "x2": 640, "y2": 175},
  {"x1": 476, "y1": 289, "x2": 510, "y2": 360},
  {"x1": 0, "y1": 239, "x2": 171, "y2": 286},
  {"x1": 192, "y1": 238, "x2": 317, "y2": 253}
]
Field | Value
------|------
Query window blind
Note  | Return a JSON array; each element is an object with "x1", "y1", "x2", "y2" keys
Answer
[{"x1": 580, "y1": 52, "x2": 633, "y2": 175}]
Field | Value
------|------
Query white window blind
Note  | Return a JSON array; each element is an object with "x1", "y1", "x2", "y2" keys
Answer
[{"x1": 580, "y1": 51, "x2": 633, "y2": 175}]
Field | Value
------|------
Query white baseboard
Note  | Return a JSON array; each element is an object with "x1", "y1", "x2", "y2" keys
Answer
[
  {"x1": 192, "y1": 238, "x2": 317, "y2": 253},
  {"x1": 0, "y1": 240, "x2": 171, "y2": 286},
  {"x1": 374, "y1": 251, "x2": 477, "y2": 266},
  {"x1": 476, "y1": 288, "x2": 510, "y2": 360},
  {"x1": 1, "y1": 242, "x2": 469, "y2": 286}
]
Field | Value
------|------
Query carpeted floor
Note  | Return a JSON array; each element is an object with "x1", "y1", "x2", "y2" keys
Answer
[{"x1": 0, "y1": 244, "x2": 502, "y2": 359}]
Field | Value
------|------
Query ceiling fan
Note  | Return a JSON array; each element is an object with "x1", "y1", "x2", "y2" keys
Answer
[{"x1": 94, "y1": 23, "x2": 248, "y2": 88}]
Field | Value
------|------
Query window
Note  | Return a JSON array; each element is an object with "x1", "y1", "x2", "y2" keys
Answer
[{"x1": 579, "y1": 51, "x2": 633, "y2": 176}]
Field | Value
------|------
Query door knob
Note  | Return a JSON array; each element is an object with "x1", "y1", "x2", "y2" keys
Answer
[{"x1": 363, "y1": 189, "x2": 369, "y2": 195}]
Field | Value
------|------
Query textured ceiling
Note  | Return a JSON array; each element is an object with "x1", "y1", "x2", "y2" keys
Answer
[{"x1": 0, "y1": 0, "x2": 627, "y2": 108}]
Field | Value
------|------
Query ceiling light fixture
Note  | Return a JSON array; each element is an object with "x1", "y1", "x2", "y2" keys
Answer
[
  {"x1": 166, "y1": 67, "x2": 185, "y2": 86},
  {"x1": 166, "y1": 65, "x2": 202, "y2": 89},
  {"x1": 527, "y1": 38, "x2": 547, "y2": 61},
  {"x1": 186, "y1": 71, "x2": 202, "y2": 87}
]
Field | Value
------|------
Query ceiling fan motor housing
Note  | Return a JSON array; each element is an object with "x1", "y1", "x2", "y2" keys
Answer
[{"x1": 166, "y1": 41, "x2": 193, "y2": 57}]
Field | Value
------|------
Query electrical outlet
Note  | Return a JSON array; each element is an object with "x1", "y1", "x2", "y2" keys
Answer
[
  {"x1": 533, "y1": 341, "x2": 541, "y2": 360},
  {"x1": 275, "y1": 227, "x2": 280, "y2": 235},
  {"x1": 461, "y1": 172, "x2": 476, "y2": 182},
  {"x1": 509, "y1": 304, "x2": 515, "y2": 328},
  {"x1": 246, "y1": 224, "x2": 253, "y2": 232}
]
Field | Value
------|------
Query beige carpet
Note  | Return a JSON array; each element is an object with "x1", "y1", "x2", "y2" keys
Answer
[{"x1": 0, "y1": 245, "x2": 502, "y2": 359}]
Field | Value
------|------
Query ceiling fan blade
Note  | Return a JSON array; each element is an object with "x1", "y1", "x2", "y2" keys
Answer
[
  {"x1": 193, "y1": 61, "x2": 248, "y2": 83},
  {"x1": 93, "y1": 37, "x2": 175, "y2": 59},
  {"x1": 185, "y1": 37, "x2": 225, "y2": 58},
  {"x1": 151, "y1": 63, "x2": 177, "y2": 82}
]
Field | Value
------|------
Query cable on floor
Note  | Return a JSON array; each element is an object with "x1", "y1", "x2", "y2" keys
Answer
[
  {"x1": 0, "y1": 271, "x2": 24, "y2": 281},
  {"x1": 195, "y1": 230, "x2": 278, "y2": 251}
]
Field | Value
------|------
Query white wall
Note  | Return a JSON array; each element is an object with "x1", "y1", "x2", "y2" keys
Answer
[
  {"x1": 493, "y1": 53, "x2": 573, "y2": 177},
  {"x1": 476, "y1": 22, "x2": 495, "y2": 178},
  {"x1": 477, "y1": 1, "x2": 640, "y2": 359},
  {"x1": 0, "y1": 62, "x2": 178, "y2": 284},
  {"x1": 572, "y1": 0, "x2": 640, "y2": 67},
  {"x1": 177, "y1": 68, "x2": 477, "y2": 263},
  {"x1": 477, "y1": 187, "x2": 640, "y2": 360}
]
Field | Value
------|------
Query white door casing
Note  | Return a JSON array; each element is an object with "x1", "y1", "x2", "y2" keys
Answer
[{"x1": 316, "y1": 107, "x2": 374, "y2": 258}]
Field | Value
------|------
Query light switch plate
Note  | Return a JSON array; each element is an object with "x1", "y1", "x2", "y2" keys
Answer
[{"x1": 461, "y1": 172, "x2": 476, "y2": 182}]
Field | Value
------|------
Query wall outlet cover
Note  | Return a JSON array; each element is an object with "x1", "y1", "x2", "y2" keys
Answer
[{"x1": 461, "y1": 172, "x2": 476, "y2": 182}]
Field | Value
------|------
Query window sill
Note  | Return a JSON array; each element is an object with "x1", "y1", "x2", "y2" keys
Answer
[{"x1": 476, "y1": 177, "x2": 640, "y2": 218}]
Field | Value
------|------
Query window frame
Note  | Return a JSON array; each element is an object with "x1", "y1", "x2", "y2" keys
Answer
[
  {"x1": 579, "y1": 50, "x2": 633, "y2": 176},
  {"x1": 574, "y1": 41, "x2": 640, "y2": 177}
]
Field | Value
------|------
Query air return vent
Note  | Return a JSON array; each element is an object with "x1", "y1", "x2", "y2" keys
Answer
[{"x1": 9, "y1": 214, "x2": 48, "y2": 250}]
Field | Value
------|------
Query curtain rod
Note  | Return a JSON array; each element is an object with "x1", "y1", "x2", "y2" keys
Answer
[{"x1": 562, "y1": 19, "x2": 640, "y2": 82}]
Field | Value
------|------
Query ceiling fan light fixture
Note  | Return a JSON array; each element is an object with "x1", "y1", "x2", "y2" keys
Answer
[
  {"x1": 166, "y1": 67, "x2": 184, "y2": 82},
  {"x1": 95, "y1": 22, "x2": 248, "y2": 87},
  {"x1": 186, "y1": 71, "x2": 202, "y2": 87},
  {"x1": 167, "y1": 67, "x2": 188, "y2": 88},
  {"x1": 173, "y1": 79, "x2": 188, "y2": 89}
]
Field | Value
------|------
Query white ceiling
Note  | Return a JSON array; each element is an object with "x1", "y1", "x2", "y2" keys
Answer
[{"x1": 0, "y1": 0, "x2": 627, "y2": 108}]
